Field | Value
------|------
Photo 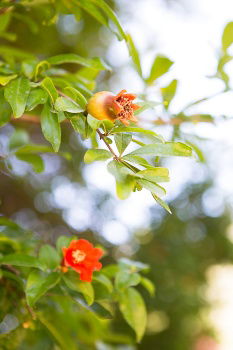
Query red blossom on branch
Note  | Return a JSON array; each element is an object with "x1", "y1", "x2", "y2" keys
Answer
[
  {"x1": 87, "y1": 89, "x2": 140, "y2": 125},
  {"x1": 62, "y1": 239, "x2": 103, "y2": 282}
]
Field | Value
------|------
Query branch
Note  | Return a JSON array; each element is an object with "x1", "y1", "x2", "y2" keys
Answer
[{"x1": 96, "y1": 129, "x2": 120, "y2": 160}]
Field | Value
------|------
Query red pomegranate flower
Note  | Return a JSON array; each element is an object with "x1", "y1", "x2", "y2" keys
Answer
[
  {"x1": 62, "y1": 239, "x2": 103, "y2": 282},
  {"x1": 87, "y1": 89, "x2": 140, "y2": 125}
]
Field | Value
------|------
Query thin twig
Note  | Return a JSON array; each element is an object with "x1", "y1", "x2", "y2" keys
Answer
[{"x1": 96, "y1": 129, "x2": 120, "y2": 160}]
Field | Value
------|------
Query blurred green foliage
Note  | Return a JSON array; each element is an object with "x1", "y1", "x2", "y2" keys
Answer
[{"x1": 0, "y1": 0, "x2": 233, "y2": 349}]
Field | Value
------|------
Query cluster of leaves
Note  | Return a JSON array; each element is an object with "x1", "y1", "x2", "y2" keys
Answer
[
  {"x1": 0, "y1": 0, "x2": 232, "y2": 348},
  {"x1": 0, "y1": 2, "x2": 195, "y2": 213},
  {"x1": 0, "y1": 216, "x2": 154, "y2": 344}
]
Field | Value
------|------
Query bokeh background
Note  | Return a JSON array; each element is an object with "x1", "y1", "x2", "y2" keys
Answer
[{"x1": 1, "y1": 0, "x2": 233, "y2": 349}]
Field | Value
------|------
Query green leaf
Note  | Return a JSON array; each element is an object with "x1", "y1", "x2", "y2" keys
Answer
[
  {"x1": 63, "y1": 271, "x2": 94, "y2": 305},
  {"x1": 115, "y1": 271, "x2": 141, "y2": 290},
  {"x1": 119, "y1": 258, "x2": 149, "y2": 272},
  {"x1": 126, "y1": 33, "x2": 142, "y2": 76},
  {"x1": 137, "y1": 178, "x2": 166, "y2": 197},
  {"x1": 140, "y1": 277, "x2": 155, "y2": 297},
  {"x1": 111, "y1": 126, "x2": 164, "y2": 142},
  {"x1": 0, "y1": 90, "x2": 12, "y2": 127},
  {"x1": 74, "y1": 0, "x2": 108, "y2": 26},
  {"x1": 0, "y1": 13, "x2": 11, "y2": 33},
  {"x1": 41, "y1": 77, "x2": 58, "y2": 104},
  {"x1": 0, "y1": 74, "x2": 17, "y2": 86},
  {"x1": 41, "y1": 103, "x2": 61, "y2": 152},
  {"x1": 4, "y1": 77, "x2": 30, "y2": 118},
  {"x1": 0, "y1": 253, "x2": 45, "y2": 270},
  {"x1": 119, "y1": 287, "x2": 147, "y2": 342},
  {"x1": 56, "y1": 235, "x2": 73, "y2": 256},
  {"x1": 87, "y1": 114, "x2": 102, "y2": 130},
  {"x1": 9, "y1": 129, "x2": 29, "y2": 150},
  {"x1": 54, "y1": 96, "x2": 84, "y2": 113},
  {"x1": 107, "y1": 160, "x2": 135, "y2": 199},
  {"x1": 93, "y1": 273, "x2": 113, "y2": 293},
  {"x1": 129, "y1": 142, "x2": 192, "y2": 157},
  {"x1": 122, "y1": 154, "x2": 154, "y2": 169},
  {"x1": 16, "y1": 153, "x2": 44, "y2": 173},
  {"x1": 84, "y1": 148, "x2": 112, "y2": 163},
  {"x1": 35, "y1": 60, "x2": 50, "y2": 80},
  {"x1": 47, "y1": 54, "x2": 110, "y2": 71},
  {"x1": 161, "y1": 79, "x2": 177, "y2": 109},
  {"x1": 222, "y1": 22, "x2": 233, "y2": 52},
  {"x1": 146, "y1": 55, "x2": 173, "y2": 85},
  {"x1": 114, "y1": 133, "x2": 132, "y2": 155},
  {"x1": 39, "y1": 244, "x2": 60, "y2": 270},
  {"x1": 64, "y1": 86, "x2": 87, "y2": 109},
  {"x1": 15, "y1": 143, "x2": 53, "y2": 154},
  {"x1": 0, "y1": 314, "x2": 19, "y2": 335},
  {"x1": 90, "y1": 0, "x2": 126, "y2": 41},
  {"x1": 26, "y1": 271, "x2": 60, "y2": 307},
  {"x1": 26, "y1": 88, "x2": 48, "y2": 111},
  {"x1": 135, "y1": 168, "x2": 170, "y2": 183},
  {"x1": 151, "y1": 193, "x2": 172, "y2": 214}
]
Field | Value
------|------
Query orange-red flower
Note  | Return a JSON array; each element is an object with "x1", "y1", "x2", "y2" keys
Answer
[
  {"x1": 87, "y1": 89, "x2": 140, "y2": 125},
  {"x1": 62, "y1": 239, "x2": 103, "y2": 282}
]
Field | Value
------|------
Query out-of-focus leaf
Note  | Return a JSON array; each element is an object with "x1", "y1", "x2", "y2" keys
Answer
[
  {"x1": 54, "y1": 96, "x2": 84, "y2": 113},
  {"x1": 137, "y1": 178, "x2": 166, "y2": 197},
  {"x1": 0, "y1": 74, "x2": 17, "y2": 86},
  {"x1": 152, "y1": 193, "x2": 172, "y2": 214},
  {"x1": 0, "y1": 314, "x2": 19, "y2": 335},
  {"x1": 39, "y1": 244, "x2": 60, "y2": 270},
  {"x1": 146, "y1": 55, "x2": 173, "y2": 85},
  {"x1": 26, "y1": 271, "x2": 60, "y2": 307},
  {"x1": 84, "y1": 148, "x2": 112, "y2": 163},
  {"x1": 9, "y1": 129, "x2": 29, "y2": 150},
  {"x1": 16, "y1": 153, "x2": 44, "y2": 173},
  {"x1": 26, "y1": 88, "x2": 48, "y2": 111},
  {"x1": 119, "y1": 258, "x2": 149, "y2": 272},
  {"x1": 41, "y1": 103, "x2": 61, "y2": 152},
  {"x1": 115, "y1": 271, "x2": 141, "y2": 290},
  {"x1": 37, "y1": 313, "x2": 76, "y2": 350},
  {"x1": 140, "y1": 277, "x2": 155, "y2": 296},
  {"x1": 4, "y1": 77, "x2": 30, "y2": 118},
  {"x1": 0, "y1": 13, "x2": 11, "y2": 33},
  {"x1": 222, "y1": 22, "x2": 233, "y2": 52},
  {"x1": 0, "y1": 90, "x2": 11, "y2": 127},
  {"x1": 90, "y1": 0, "x2": 126, "y2": 41},
  {"x1": 114, "y1": 133, "x2": 132, "y2": 155},
  {"x1": 56, "y1": 235, "x2": 73, "y2": 256},
  {"x1": 161, "y1": 79, "x2": 177, "y2": 109},
  {"x1": 74, "y1": 0, "x2": 108, "y2": 26},
  {"x1": 129, "y1": 142, "x2": 192, "y2": 157},
  {"x1": 93, "y1": 273, "x2": 113, "y2": 293},
  {"x1": 63, "y1": 272, "x2": 94, "y2": 305},
  {"x1": 107, "y1": 160, "x2": 135, "y2": 199},
  {"x1": 47, "y1": 54, "x2": 111, "y2": 70},
  {"x1": 0, "y1": 253, "x2": 45, "y2": 270},
  {"x1": 41, "y1": 77, "x2": 58, "y2": 104},
  {"x1": 126, "y1": 33, "x2": 142, "y2": 76},
  {"x1": 15, "y1": 144, "x2": 53, "y2": 154},
  {"x1": 12, "y1": 12, "x2": 38, "y2": 34},
  {"x1": 119, "y1": 287, "x2": 147, "y2": 342}
]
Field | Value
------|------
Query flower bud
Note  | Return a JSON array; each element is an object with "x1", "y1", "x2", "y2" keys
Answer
[{"x1": 87, "y1": 89, "x2": 140, "y2": 125}]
